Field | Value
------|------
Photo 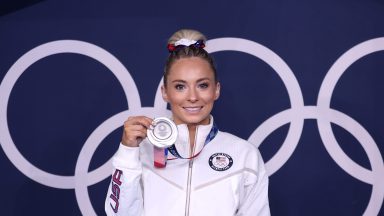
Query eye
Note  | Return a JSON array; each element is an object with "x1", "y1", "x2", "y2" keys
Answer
[
  {"x1": 174, "y1": 84, "x2": 185, "y2": 91},
  {"x1": 198, "y1": 82, "x2": 209, "y2": 89}
]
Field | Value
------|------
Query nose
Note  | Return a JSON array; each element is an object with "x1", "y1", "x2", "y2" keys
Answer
[{"x1": 188, "y1": 88, "x2": 198, "y2": 102}]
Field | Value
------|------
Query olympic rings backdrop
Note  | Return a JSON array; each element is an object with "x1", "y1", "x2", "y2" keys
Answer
[{"x1": 1, "y1": 1, "x2": 384, "y2": 215}]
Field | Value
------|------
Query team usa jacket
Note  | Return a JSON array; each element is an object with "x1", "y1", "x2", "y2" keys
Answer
[{"x1": 105, "y1": 117, "x2": 271, "y2": 216}]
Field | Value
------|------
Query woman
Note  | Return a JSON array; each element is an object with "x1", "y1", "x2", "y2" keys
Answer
[{"x1": 105, "y1": 29, "x2": 270, "y2": 216}]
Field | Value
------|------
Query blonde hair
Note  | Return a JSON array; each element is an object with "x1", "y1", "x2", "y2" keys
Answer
[
  {"x1": 167, "y1": 29, "x2": 207, "y2": 44},
  {"x1": 163, "y1": 29, "x2": 217, "y2": 86}
]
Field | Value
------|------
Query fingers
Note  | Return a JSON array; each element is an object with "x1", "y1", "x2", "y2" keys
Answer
[
  {"x1": 121, "y1": 116, "x2": 153, "y2": 147},
  {"x1": 126, "y1": 116, "x2": 153, "y2": 128}
]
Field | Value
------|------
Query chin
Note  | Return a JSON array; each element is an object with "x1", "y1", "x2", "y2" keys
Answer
[{"x1": 182, "y1": 115, "x2": 210, "y2": 125}]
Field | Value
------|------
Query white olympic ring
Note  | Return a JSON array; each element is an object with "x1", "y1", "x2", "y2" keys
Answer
[
  {"x1": 0, "y1": 40, "x2": 141, "y2": 189},
  {"x1": 1, "y1": 38, "x2": 383, "y2": 215},
  {"x1": 206, "y1": 38, "x2": 305, "y2": 176}
]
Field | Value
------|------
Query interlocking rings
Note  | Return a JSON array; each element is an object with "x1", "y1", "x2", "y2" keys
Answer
[{"x1": 1, "y1": 38, "x2": 383, "y2": 215}]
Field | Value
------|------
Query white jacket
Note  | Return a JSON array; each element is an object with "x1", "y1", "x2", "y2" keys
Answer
[{"x1": 105, "y1": 118, "x2": 270, "y2": 216}]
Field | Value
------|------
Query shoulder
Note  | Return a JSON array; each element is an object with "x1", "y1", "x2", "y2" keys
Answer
[
  {"x1": 212, "y1": 131, "x2": 265, "y2": 171},
  {"x1": 214, "y1": 131, "x2": 260, "y2": 157},
  {"x1": 216, "y1": 131, "x2": 255, "y2": 149}
]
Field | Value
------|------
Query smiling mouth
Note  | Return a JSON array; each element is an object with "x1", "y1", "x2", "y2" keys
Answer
[{"x1": 183, "y1": 106, "x2": 203, "y2": 113}]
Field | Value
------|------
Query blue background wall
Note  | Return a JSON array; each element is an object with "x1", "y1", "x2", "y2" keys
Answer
[{"x1": 1, "y1": 0, "x2": 383, "y2": 215}]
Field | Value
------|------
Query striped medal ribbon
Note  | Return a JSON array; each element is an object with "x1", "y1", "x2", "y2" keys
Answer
[{"x1": 154, "y1": 122, "x2": 218, "y2": 168}]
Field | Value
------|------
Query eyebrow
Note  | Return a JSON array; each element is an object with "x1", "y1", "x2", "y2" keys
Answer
[{"x1": 171, "y1": 78, "x2": 211, "y2": 83}]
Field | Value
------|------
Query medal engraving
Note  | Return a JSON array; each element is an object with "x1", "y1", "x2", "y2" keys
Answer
[{"x1": 147, "y1": 117, "x2": 177, "y2": 148}]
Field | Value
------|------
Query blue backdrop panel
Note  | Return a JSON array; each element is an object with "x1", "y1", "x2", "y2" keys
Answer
[{"x1": 0, "y1": 0, "x2": 383, "y2": 215}]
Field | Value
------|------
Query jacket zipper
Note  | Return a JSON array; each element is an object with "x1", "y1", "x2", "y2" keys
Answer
[{"x1": 185, "y1": 126, "x2": 198, "y2": 216}]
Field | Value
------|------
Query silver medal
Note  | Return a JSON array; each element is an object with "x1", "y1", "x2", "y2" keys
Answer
[{"x1": 147, "y1": 117, "x2": 178, "y2": 148}]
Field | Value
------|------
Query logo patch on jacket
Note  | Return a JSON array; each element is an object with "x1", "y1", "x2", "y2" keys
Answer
[{"x1": 209, "y1": 153, "x2": 233, "y2": 171}]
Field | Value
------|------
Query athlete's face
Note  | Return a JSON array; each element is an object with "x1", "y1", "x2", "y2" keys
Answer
[{"x1": 162, "y1": 57, "x2": 220, "y2": 126}]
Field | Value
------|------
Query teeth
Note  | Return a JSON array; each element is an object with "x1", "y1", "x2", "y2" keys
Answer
[{"x1": 184, "y1": 107, "x2": 201, "y2": 112}]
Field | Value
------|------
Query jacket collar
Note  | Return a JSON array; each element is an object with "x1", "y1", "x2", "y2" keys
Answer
[{"x1": 173, "y1": 116, "x2": 214, "y2": 158}]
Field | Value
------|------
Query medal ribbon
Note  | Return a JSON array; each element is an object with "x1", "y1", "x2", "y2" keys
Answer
[{"x1": 154, "y1": 122, "x2": 218, "y2": 168}]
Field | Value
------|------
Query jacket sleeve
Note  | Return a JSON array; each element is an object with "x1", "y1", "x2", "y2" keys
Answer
[
  {"x1": 236, "y1": 149, "x2": 271, "y2": 216},
  {"x1": 105, "y1": 144, "x2": 144, "y2": 216}
]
